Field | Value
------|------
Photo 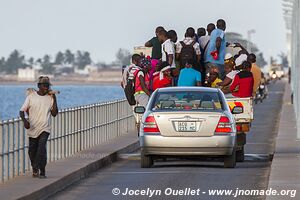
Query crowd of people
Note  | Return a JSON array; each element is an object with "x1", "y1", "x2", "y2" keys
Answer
[{"x1": 121, "y1": 19, "x2": 263, "y2": 108}]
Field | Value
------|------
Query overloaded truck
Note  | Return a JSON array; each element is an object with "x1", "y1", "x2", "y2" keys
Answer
[{"x1": 132, "y1": 45, "x2": 254, "y2": 162}]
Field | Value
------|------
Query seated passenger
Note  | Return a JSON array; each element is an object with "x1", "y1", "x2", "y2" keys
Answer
[
  {"x1": 152, "y1": 61, "x2": 172, "y2": 91},
  {"x1": 217, "y1": 54, "x2": 245, "y2": 93},
  {"x1": 206, "y1": 71, "x2": 222, "y2": 88},
  {"x1": 178, "y1": 59, "x2": 202, "y2": 87},
  {"x1": 229, "y1": 61, "x2": 254, "y2": 98}
]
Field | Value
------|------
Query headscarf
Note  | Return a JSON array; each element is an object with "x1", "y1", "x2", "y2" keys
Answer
[
  {"x1": 235, "y1": 54, "x2": 248, "y2": 67},
  {"x1": 150, "y1": 59, "x2": 159, "y2": 80},
  {"x1": 159, "y1": 66, "x2": 171, "y2": 80},
  {"x1": 140, "y1": 57, "x2": 151, "y2": 69}
]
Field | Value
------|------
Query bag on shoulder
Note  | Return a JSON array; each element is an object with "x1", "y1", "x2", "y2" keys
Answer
[
  {"x1": 179, "y1": 41, "x2": 196, "y2": 68},
  {"x1": 124, "y1": 68, "x2": 143, "y2": 106}
]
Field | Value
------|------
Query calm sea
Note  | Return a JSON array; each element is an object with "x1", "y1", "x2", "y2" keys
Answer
[{"x1": 0, "y1": 84, "x2": 125, "y2": 120}]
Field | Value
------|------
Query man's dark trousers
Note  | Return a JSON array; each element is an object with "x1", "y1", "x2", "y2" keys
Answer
[{"x1": 28, "y1": 131, "x2": 50, "y2": 175}]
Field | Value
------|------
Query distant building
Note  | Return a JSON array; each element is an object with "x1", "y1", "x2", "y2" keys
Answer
[
  {"x1": 18, "y1": 67, "x2": 38, "y2": 81},
  {"x1": 74, "y1": 65, "x2": 98, "y2": 75}
]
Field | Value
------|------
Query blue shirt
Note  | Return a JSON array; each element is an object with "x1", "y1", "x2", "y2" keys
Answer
[
  {"x1": 178, "y1": 68, "x2": 202, "y2": 86},
  {"x1": 205, "y1": 28, "x2": 226, "y2": 65}
]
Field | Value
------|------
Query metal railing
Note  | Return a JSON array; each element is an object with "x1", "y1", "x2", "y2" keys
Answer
[{"x1": 0, "y1": 99, "x2": 134, "y2": 183}]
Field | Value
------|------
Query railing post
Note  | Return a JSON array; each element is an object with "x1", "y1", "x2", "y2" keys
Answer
[
  {"x1": 14, "y1": 119, "x2": 20, "y2": 177},
  {"x1": 8, "y1": 120, "x2": 15, "y2": 179},
  {"x1": 0, "y1": 121, "x2": 3, "y2": 182},
  {"x1": 19, "y1": 121, "x2": 25, "y2": 175}
]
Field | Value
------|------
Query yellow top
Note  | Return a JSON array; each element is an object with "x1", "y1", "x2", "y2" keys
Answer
[{"x1": 211, "y1": 78, "x2": 222, "y2": 88}]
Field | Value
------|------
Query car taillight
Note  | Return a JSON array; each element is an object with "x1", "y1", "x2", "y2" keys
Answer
[
  {"x1": 143, "y1": 115, "x2": 160, "y2": 133},
  {"x1": 215, "y1": 116, "x2": 232, "y2": 133}
]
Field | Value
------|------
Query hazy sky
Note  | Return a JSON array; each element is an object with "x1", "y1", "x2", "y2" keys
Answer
[{"x1": 0, "y1": 0, "x2": 286, "y2": 63}]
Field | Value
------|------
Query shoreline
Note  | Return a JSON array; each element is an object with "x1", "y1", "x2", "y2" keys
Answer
[{"x1": 0, "y1": 80, "x2": 120, "y2": 86}]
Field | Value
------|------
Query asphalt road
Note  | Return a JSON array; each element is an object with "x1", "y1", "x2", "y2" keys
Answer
[{"x1": 49, "y1": 81, "x2": 285, "y2": 200}]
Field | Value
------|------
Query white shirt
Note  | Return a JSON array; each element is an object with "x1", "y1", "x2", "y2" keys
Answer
[
  {"x1": 162, "y1": 39, "x2": 176, "y2": 68},
  {"x1": 199, "y1": 35, "x2": 210, "y2": 62},
  {"x1": 199, "y1": 35, "x2": 210, "y2": 50},
  {"x1": 20, "y1": 91, "x2": 54, "y2": 138}
]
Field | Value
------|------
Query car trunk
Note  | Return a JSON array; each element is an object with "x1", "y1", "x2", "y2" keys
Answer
[{"x1": 153, "y1": 112, "x2": 222, "y2": 137}]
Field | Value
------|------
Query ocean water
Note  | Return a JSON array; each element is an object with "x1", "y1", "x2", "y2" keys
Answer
[{"x1": 0, "y1": 84, "x2": 125, "y2": 120}]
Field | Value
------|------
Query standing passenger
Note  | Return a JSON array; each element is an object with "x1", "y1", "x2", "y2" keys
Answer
[
  {"x1": 157, "y1": 29, "x2": 176, "y2": 68},
  {"x1": 196, "y1": 27, "x2": 206, "y2": 44},
  {"x1": 247, "y1": 53, "x2": 262, "y2": 97},
  {"x1": 206, "y1": 19, "x2": 227, "y2": 80},
  {"x1": 176, "y1": 27, "x2": 201, "y2": 71},
  {"x1": 200, "y1": 23, "x2": 216, "y2": 63},
  {"x1": 145, "y1": 26, "x2": 165, "y2": 59}
]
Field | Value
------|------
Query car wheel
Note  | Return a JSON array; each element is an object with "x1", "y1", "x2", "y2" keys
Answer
[
  {"x1": 236, "y1": 146, "x2": 244, "y2": 162},
  {"x1": 224, "y1": 148, "x2": 236, "y2": 168},
  {"x1": 141, "y1": 155, "x2": 153, "y2": 168}
]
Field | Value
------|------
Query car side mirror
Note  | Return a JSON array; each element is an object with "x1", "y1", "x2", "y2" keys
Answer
[
  {"x1": 232, "y1": 106, "x2": 243, "y2": 114},
  {"x1": 134, "y1": 106, "x2": 145, "y2": 114}
]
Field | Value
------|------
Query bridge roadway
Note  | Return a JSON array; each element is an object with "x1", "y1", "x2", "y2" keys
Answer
[{"x1": 49, "y1": 81, "x2": 285, "y2": 200}]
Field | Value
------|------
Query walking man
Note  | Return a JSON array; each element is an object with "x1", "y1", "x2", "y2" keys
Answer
[{"x1": 20, "y1": 76, "x2": 58, "y2": 178}]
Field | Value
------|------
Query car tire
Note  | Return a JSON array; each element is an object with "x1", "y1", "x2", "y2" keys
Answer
[
  {"x1": 224, "y1": 148, "x2": 236, "y2": 168},
  {"x1": 236, "y1": 146, "x2": 244, "y2": 162},
  {"x1": 141, "y1": 155, "x2": 153, "y2": 168}
]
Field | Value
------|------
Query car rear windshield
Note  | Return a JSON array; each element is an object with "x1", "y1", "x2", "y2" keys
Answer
[{"x1": 151, "y1": 91, "x2": 224, "y2": 111}]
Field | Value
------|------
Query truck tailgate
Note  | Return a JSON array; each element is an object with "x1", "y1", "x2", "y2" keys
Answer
[{"x1": 226, "y1": 97, "x2": 253, "y2": 123}]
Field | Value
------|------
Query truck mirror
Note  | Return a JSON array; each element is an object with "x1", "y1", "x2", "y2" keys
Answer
[{"x1": 232, "y1": 106, "x2": 243, "y2": 114}]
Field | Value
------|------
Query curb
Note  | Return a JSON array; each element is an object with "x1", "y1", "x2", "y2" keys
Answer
[{"x1": 18, "y1": 141, "x2": 140, "y2": 200}]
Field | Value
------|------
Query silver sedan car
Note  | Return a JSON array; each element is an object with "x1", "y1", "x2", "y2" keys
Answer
[{"x1": 135, "y1": 87, "x2": 242, "y2": 168}]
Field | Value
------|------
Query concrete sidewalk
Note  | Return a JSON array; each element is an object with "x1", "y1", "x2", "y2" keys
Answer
[
  {"x1": 0, "y1": 132, "x2": 139, "y2": 200},
  {"x1": 267, "y1": 83, "x2": 300, "y2": 199}
]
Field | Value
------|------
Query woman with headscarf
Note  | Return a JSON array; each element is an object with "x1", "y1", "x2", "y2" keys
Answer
[{"x1": 152, "y1": 61, "x2": 173, "y2": 91}]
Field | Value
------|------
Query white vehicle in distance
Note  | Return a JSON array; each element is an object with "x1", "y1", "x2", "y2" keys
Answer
[{"x1": 134, "y1": 87, "x2": 243, "y2": 168}]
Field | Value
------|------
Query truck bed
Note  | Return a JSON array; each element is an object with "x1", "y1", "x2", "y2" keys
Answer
[{"x1": 226, "y1": 97, "x2": 253, "y2": 123}]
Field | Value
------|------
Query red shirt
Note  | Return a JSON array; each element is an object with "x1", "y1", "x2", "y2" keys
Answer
[
  {"x1": 152, "y1": 72, "x2": 172, "y2": 91},
  {"x1": 152, "y1": 72, "x2": 160, "y2": 91},
  {"x1": 230, "y1": 71, "x2": 254, "y2": 98}
]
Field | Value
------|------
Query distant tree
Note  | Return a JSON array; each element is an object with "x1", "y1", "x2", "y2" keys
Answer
[
  {"x1": 36, "y1": 58, "x2": 42, "y2": 63},
  {"x1": 278, "y1": 52, "x2": 289, "y2": 68},
  {"x1": 270, "y1": 56, "x2": 277, "y2": 65},
  {"x1": 64, "y1": 49, "x2": 75, "y2": 65},
  {"x1": 55, "y1": 51, "x2": 65, "y2": 65},
  {"x1": 28, "y1": 57, "x2": 34, "y2": 65},
  {"x1": 256, "y1": 52, "x2": 267, "y2": 68},
  {"x1": 75, "y1": 51, "x2": 92, "y2": 69},
  {"x1": 3, "y1": 50, "x2": 25, "y2": 73},
  {"x1": 115, "y1": 48, "x2": 131, "y2": 66},
  {"x1": 41, "y1": 54, "x2": 54, "y2": 74},
  {"x1": 0, "y1": 57, "x2": 5, "y2": 72}
]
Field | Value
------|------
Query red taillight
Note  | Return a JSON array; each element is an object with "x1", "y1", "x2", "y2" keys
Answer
[
  {"x1": 215, "y1": 116, "x2": 232, "y2": 133},
  {"x1": 143, "y1": 115, "x2": 160, "y2": 133},
  {"x1": 236, "y1": 125, "x2": 242, "y2": 132}
]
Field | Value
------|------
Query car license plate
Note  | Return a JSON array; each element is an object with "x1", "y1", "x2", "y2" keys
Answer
[{"x1": 176, "y1": 121, "x2": 197, "y2": 132}]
